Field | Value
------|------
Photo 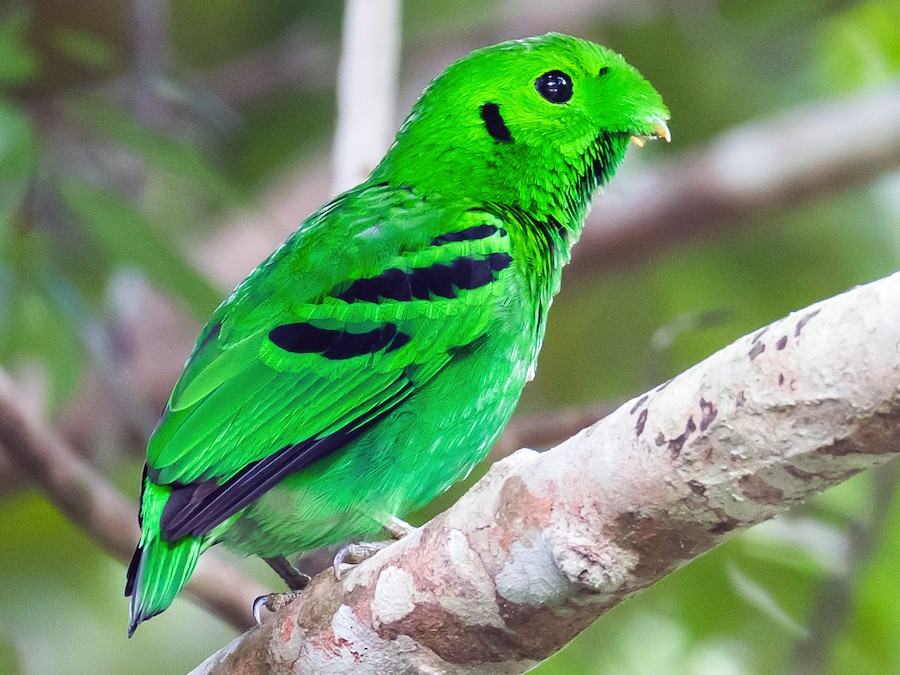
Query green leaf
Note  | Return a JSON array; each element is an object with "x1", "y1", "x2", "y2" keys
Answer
[
  {"x1": 0, "y1": 98, "x2": 36, "y2": 236},
  {"x1": 53, "y1": 28, "x2": 117, "y2": 72},
  {"x1": 59, "y1": 180, "x2": 221, "y2": 319},
  {"x1": 0, "y1": 8, "x2": 39, "y2": 86},
  {"x1": 65, "y1": 97, "x2": 241, "y2": 206}
]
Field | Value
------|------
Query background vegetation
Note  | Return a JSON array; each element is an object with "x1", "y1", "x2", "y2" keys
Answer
[{"x1": 1, "y1": 0, "x2": 899, "y2": 672}]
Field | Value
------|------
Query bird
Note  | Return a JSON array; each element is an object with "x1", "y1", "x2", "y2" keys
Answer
[{"x1": 125, "y1": 32, "x2": 669, "y2": 636}]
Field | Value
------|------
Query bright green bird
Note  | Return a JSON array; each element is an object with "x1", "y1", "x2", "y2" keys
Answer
[{"x1": 126, "y1": 32, "x2": 669, "y2": 635}]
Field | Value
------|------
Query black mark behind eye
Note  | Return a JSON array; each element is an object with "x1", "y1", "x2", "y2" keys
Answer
[
  {"x1": 535, "y1": 70, "x2": 573, "y2": 103},
  {"x1": 480, "y1": 103, "x2": 513, "y2": 143},
  {"x1": 597, "y1": 66, "x2": 610, "y2": 77}
]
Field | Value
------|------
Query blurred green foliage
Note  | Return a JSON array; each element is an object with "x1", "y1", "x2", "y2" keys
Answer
[{"x1": 0, "y1": 1, "x2": 898, "y2": 673}]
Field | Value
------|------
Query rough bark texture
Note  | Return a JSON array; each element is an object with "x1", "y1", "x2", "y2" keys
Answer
[{"x1": 193, "y1": 272, "x2": 900, "y2": 673}]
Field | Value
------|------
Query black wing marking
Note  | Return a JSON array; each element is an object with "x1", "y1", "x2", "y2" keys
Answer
[
  {"x1": 158, "y1": 380, "x2": 414, "y2": 541},
  {"x1": 334, "y1": 253, "x2": 512, "y2": 304},
  {"x1": 269, "y1": 322, "x2": 411, "y2": 359}
]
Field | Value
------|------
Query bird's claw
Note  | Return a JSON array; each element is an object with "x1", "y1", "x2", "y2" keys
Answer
[
  {"x1": 332, "y1": 541, "x2": 393, "y2": 579},
  {"x1": 384, "y1": 516, "x2": 415, "y2": 540},
  {"x1": 252, "y1": 595, "x2": 268, "y2": 626},
  {"x1": 252, "y1": 591, "x2": 303, "y2": 625},
  {"x1": 331, "y1": 517, "x2": 416, "y2": 579}
]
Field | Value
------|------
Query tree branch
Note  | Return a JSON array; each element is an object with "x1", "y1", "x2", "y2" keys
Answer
[
  {"x1": 0, "y1": 369, "x2": 266, "y2": 633},
  {"x1": 193, "y1": 271, "x2": 900, "y2": 673},
  {"x1": 195, "y1": 0, "x2": 629, "y2": 107},
  {"x1": 331, "y1": 0, "x2": 402, "y2": 194}
]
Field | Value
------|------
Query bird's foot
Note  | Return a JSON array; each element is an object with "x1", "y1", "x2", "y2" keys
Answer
[
  {"x1": 383, "y1": 515, "x2": 415, "y2": 540},
  {"x1": 252, "y1": 590, "x2": 303, "y2": 625},
  {"x1": 331, "y1": 516, "x2": 417, "y2": 579},
  {"x1": 332, "y1": 541, "x2": 393, "y2": 579}
]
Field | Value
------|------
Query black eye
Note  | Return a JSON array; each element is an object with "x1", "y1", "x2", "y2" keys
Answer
[{"x1": 535, "y1": 70, "x2": 573, "y2": 104}]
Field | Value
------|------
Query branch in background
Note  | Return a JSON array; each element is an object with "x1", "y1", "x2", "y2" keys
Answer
[
  {"x1": 573, "y1": 82, "x2": 900, "y2": 274},
  {"x1": 494, "y1": 0, "x2": 637, "y2": 38},
  {"x1": 0, "y1": 369, "x2": 266, "y2": 633},
  {"x1": 193, "y1": 272, "x2": 900, "y2": 673},
  {"x1": 198, "y1": 30, "x2": 336, "y2": 107},
  {"x1": 130, "y1": 0, "x2": 171, "y2": 127},
  {"x1": 0, "y1": 444, "x2": 22, "y2": 493},
  {"x1": 195, "y1": 0, "x2": 628, "y2": 107},
  {"x1": 331, "y1": 0, "x2": 402, "y2": 194}
]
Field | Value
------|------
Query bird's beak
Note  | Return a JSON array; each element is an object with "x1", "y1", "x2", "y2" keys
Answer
[{"x1": 630, "y1": 121, "x2": 671, "y2": 148}]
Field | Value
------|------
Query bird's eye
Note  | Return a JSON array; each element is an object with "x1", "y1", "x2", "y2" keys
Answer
[{"x1": 535, "y1": 70, "x2": 573, "y2": 104}]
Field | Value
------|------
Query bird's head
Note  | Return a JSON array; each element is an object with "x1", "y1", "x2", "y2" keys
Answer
[{"x1": 373, "y1": 33, "x2": 669, "y2": 227}]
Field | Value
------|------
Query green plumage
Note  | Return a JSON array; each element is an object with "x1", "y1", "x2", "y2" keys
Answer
[{"x1": 126, "y1": 33, "x2": 669, "y2": 634}]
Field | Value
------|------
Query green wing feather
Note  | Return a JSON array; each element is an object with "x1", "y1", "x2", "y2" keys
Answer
[
  {"x1": 147, "y1": 184, "x2": 513, "y2": 506},
  {"x1": 128, "y1": 187, "x2": 514, "y2": 632}
]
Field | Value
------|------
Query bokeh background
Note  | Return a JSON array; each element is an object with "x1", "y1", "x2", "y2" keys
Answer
[{"x1": 1, "y1": 0, "x2": 900, "y2": 672}]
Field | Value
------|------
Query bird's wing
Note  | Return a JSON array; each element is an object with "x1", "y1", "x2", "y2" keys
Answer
[{"x1": 145, "y1": 185, "x2": 514, "y2": 540}]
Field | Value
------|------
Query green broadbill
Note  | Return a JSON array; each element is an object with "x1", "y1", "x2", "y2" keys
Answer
[{"x1": 126, "y1": 32, "x2": 669, "y2": 635}]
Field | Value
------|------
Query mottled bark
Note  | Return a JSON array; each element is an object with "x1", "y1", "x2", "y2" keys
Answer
[{"x1": 193, "y1": 272, "x2": 900, "y2": 673}]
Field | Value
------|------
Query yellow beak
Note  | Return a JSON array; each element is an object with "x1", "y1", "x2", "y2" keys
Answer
[{"x1": 630, "y1": 121, "x2": 671, "y2": 147}]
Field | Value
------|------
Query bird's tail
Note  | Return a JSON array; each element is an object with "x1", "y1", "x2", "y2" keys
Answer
[
  {"x1": 125, "y1": 533, "x2": 203, "y2": 636},
  {"x1": 126, "y1": 481, "x2": 205, "y2": 637}
]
